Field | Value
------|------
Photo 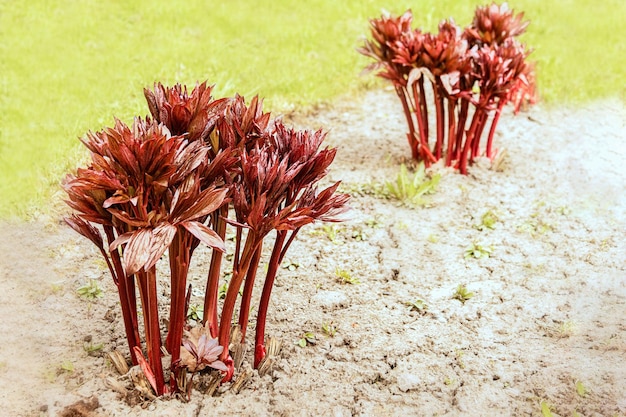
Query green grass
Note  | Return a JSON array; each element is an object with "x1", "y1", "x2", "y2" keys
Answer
[{"x1": 1, "y1": 0, "x2": 624, "y2": 217}]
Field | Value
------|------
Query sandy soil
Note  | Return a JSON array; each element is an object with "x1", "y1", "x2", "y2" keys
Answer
[{"x1": 1, "y1": 89, "x2": 625, "y2": 417}]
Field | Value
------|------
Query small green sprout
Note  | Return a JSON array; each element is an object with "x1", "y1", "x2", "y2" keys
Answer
[
  {"x1": 187, "y1": 303, "x2": 203, "y2": 322},
  {"x1": 218, "y1": 282, "x2": 228, "y2": 300},
  {"x1": 454, "y1": 350, "x2": 466, "y2": 369},
  {"x1": 282, "y1": 260, "x2": 300, "y2": 271},
  {"x1": 77, "y1": 280, "x2": 103, "y2": 300},
  {"x1": 83, "y1": 342, "x2": 104, "y2": 355},
  {"x1": 321, "y1": 224, "x2": 341, "y2": 243},
  {"x1": 364, "y1": 217, "x2": 383, "y2": 229},
  {"x1": 351, "y1": 226, "x2": 367, "y2": 241},
  {"x1": 335, "y1": 268, "x2": 360, "y2": 285},
  {"x1": 549, "y1": 320, "x2": 576, "y2": 338},
  {"x1": 540, "y1": 400, "x2": 554, "y2": 417},
  {"x1": 464, "y1": 241, "x2": 493, "y2": 259},
  {"x1": 575, "y1": 380, "x2": 587, "y2": 397},
  {"x1": 385, "y1": 163, "x2": 440, "y2": 207},
  {"x1": 405, "y1": 299, "x2": 428, "y2": 313},
  {"x1": 219, "y1": 281, "x2": 242, "y2": 300},
  {"x1": 296, "y1": 332, "x2": 316, "y2": 347},
  {"x1": 321, "y1": 321, "x2": 337, "y2": 337},
  {"x1": 60, "y1": 360, "x2": 75, "y2": 373},
  {"x1": 444, "y1": 376, "x2": 456, "y2": 386},
  {"x1": 427, "y1": 234, "x2": 440, "y2": 243},
  {"x1": 474, "y1": 210, "x2": 499, "y2": 231},
  {"x1": 453, "y1": 284, "x2": 474, "y2": 304}
]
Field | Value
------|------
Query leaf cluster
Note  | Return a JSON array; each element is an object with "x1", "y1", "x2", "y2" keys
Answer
[
  {"x1": 359, "y1": 3, "x2": 536, "y2": 174},
  {"x1": 385, "y1": 163, "x2": 440, "y2": 207},
  {"x1": 63, "y1": 81, "x2": 349, "y2": 397}
]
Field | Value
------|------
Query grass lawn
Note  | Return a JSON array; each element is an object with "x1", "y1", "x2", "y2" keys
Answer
[{"x1": 1, "y1": 0, "x2": 624, "y2": 217}]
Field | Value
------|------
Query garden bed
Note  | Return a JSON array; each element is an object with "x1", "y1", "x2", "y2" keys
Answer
[{"x1": 1, "y1": 89, "x2": 624, "y2": 417}]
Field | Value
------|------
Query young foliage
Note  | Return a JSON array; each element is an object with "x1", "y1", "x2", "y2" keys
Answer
[
  {"x1": 335, "y1": 268, "x2": 360, "y2": 285},
  {"x1": 360, "y1": 3, "x2": 536, "y2": 174},
  {"x1": 453, "y1": 284, "x2": 474, "y2": 304},
  {"x1": 77, "y1": 280, "x2": 103, "y2": 300},
  {"x1": 385, "y1": 163, "x2": 440, "y2": 207},
  {"x1": 464, "y1": 241, "x2": 493, "y2": 259},
  {"x1": 64, "y1": 81, "x2": 349, "y2": 397}
]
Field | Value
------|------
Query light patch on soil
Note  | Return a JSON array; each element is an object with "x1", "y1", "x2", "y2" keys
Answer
[{"x1": 1, "y1": 89, "x2": 625, "y2": 416}]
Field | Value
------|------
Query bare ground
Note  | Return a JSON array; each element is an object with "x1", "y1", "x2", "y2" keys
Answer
[{"x1": 1, "y1": 89, "x2": 625, "y2": 417}]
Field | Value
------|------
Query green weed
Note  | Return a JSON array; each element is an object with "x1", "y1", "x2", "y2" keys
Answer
[
  {"x1": 335, "y1": 268, "x2": 360, "y2": 285},
  {"x1": 453, "y1": 284, "x2": 474, "y2": 304},
  {"x1": 187, "y1": 303, "x2": 203, "y2": 322},
  {"x1": 473, "y1": 210, "x2": 499, "y2": 231},
  {"x1": 385, "y1": 164, "x2": 440, "y2": 207},
  {"x1": 405, "y1": 299, "x2": 428, "y2": 313},
  {"x1": 464, "y1": 242, "x2": 493, "y2": 259},
  {"x1": 296, "y1": 332, "x2": 316, "y2": 348},
  {"x1": 575, "y1": 380, "x2": 587, "y2": 397},
  {"x1": 321, "y1": 321, "x2": 337, "y2": 337},
  {"x1": 76, "y1": 280, "x2": 103, "y2": 300}
]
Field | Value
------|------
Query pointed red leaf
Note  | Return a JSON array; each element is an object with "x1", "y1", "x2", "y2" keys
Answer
[{"x1": 181, "y1": 221, "x2": 225, "y2": 252}]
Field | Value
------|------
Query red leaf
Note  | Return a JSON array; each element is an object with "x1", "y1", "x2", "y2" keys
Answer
[
  {"x1": 181, "y1": 221, "x2": 225, "y2": 252},
  {"x1": 133, "y1": 347, "x2": 158, "y2": 395},
  {"x1": 64, "y1": 215, "x2": 104, "y2": 250},
  {"x1": 143, "y1": 223, "x2": 177, "y2": 271},
  {"x1": 118, "y1": 229, "x2": 153, "y2": 276}
]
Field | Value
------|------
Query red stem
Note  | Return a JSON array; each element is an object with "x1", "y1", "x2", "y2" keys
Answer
[
  {"x1": 395, "y1": 86, "x2": 418, "y2": 159},
  {"x1": 165, "y1": 231, "x2": 192, "y2": 393},
  {"x1": 454, "y1": 99, "x2": 470, "y2": 163},
  {"x1": 137, "y1": 267, "x2": 165, "y2": 395},
  {"x1": 486, "y1": 98, "x2": 506, "y2": 159},
  {"x1": 432, "y1": 83, "x2": 445, "y2": 161},
  {"x1": 445, "y1": 98, "x2": 457, "y2": 167},
  {"x1": 104, "y1": 226, "x2": 140, "y2": 365},
  {"x1": 459, "y1": 108, "x2": 484, "y2": 175},
  {"x1": 472, "y1": 110, "x2": 490, "y2": 159},
  {"x1": 411, "y1": 81, "x2": 436, "y2": 166},
  {"x1": 419, "y1": 77, "x2": 429, "y2": 140},
  {"x1": 203, "y1": 206, "x2": 228, "y2": 338},
  {"x1": 218, "y1": 233, "x2": 260, "y2": 381},
  {"x1": 254, "y1": 230, "x2": 288, "y2": 368},
  {"x1": 238, "y1": 243, "x2": 263, "y2": 340}
]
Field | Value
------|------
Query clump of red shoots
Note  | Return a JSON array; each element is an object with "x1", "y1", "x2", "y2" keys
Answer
[
  {"x1": 64, "y1": 82, "x2": 349, "y2": 397},
  {"x1": 359, "y1": 2, "x2": 537, "y2": 174}
]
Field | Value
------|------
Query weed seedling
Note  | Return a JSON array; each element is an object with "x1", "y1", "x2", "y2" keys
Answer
[
  {"x1": 296, "y1": 332, "x2": 316, "y2": 347},
  {"x1": 76, "y1": 280, "x2": 103, "y2": 300},
  {"x1": 83, "y1": 342, "x2": 104, "y2": 355},
  {"x1": 351, "y1": 226, "x2": 368, "y2": 241},
  {"x1": 575, "y1": 380, "x2": 587, "y2": 397},
  {"x1": 364, "y1": 217, "x2": 383, "y2": 229},
  {"x1": 187, "y1": 304, "x2": 204, "y2": 322},
  {"x1": 282, "y1": 260, "x2": 300, "y2": 271},
  {"x1": 405, "y1": 299, "x2": 428, "y2": 313},
  {"x1": 218, "y1": 282, "x2": 228, "y2": 300},
  {"x1": 385, "y1": 164, "x2": 440, "y2": 207},
  {"x1": 540, "y1": 400, "x2": 554, "y2": 417},
  {"x1": 335, "y1": 268, "x2": 360, "y2": 285},
  {"x1": 444, "y1": 376, "x2": 456, "y2": 386},
  {"x1": 321, "y1": 321, "x2": 337, "y2": 337},
  {"x1": 464, "y1": 242, "x2": 493, "y2": 259},
  {"x1": 60, "y1": 361, "x2": 75, "y2": 373},
  {"x1": 310, "y1": 224, "x2": 343, "y2": 244},
  {"x1": 454, "y1": 350, "x2": 466, "y2": 369},
  {"x1": 474, "y1": 210, "x2": 499, "y2": 231},
  {"x1": 427, "y1": 234, "x2": 440, "y2": 243},
  {"x1": 453, "y1": 284, "x2": 474, "y2": 304}
]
